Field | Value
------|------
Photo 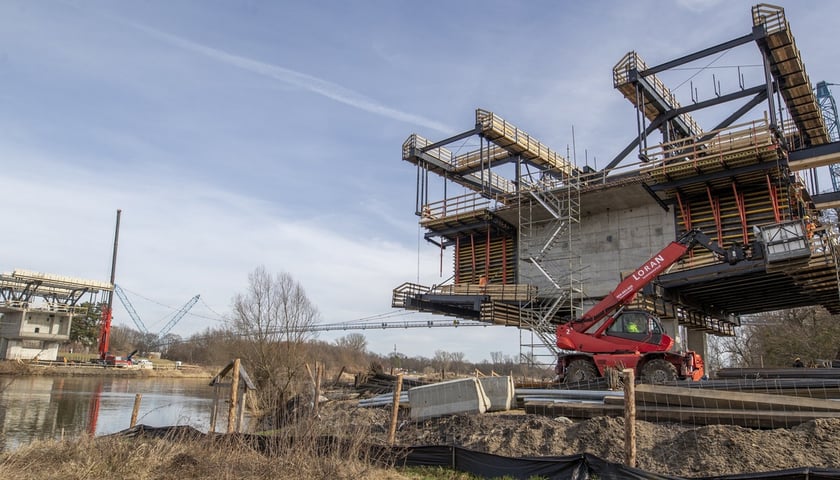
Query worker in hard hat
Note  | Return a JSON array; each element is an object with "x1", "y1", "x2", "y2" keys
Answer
[{"x1": 792, "y1": 357, "x2": 804, "y2": 368}]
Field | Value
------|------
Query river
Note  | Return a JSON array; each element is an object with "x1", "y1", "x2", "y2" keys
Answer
[{"x1": 0, "y1": 375, "x2": 221, "y2": 452}]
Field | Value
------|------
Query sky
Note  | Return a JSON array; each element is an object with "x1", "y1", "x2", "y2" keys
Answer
[{"x1": 3, "y1": 0, "x2": 840, "y2": 363}]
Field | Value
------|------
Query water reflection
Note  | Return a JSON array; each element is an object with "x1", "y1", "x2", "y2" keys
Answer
[{"x1": 0, "y1": 376, "x2": 216, "y2": 451}]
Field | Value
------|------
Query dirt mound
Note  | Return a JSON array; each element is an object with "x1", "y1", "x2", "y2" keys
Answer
[{"x1": 327, "y1": 400, "x2": 840, "y2": 477}]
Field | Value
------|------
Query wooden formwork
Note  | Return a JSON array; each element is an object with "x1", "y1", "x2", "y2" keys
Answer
[
  {"x1": 629, "y1": 295, "x2": 737, "y2": 336},
  {"x1": 673, "y1": 181, "x2": 793, "y2": 269},
  {"x1": 453, "y1": 232, "x2": 516, "y2": 286},
  {"x1": 640, "y1": 118, "x2": 782, "y2": 187}
]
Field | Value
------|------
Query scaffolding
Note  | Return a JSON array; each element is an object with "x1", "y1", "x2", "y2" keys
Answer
[
  {"x1": 392, "y1": 3, "x2": 840, "y2": 368},
  {"x1": 516, "y1": 167, "x2": 582, "y2": 367}
]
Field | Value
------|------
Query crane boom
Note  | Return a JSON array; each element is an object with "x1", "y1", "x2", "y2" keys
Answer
[
  {"x1": 575, "y1": 229, "x2": 734, "y2": 328},
  {"x1": 98, "y1": 209, "x2": 121, "y2": 360},
  {"x1": 157, "y1": 294, "x2": 200, "y2": 338},
  {"x1": 114, "y1": 284, "x2": 149, "y2": 334},
  {"x1": 555, "y1": 228, "x2": 749, "y2": 383}
]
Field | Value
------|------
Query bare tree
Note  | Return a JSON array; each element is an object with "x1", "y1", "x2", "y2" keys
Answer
[
  {"x1": 490, "y1": 351, "x2": 505, "y2": 368},
  {"x1": 433, "y1": 350, "x2": 453, "y2": 377},
  {"x1": 335, "y1": 333, "x2": 367, "y2": 353},
  {"x1": 449, "y1": 351, "x2": 465, "y2": 374},
  {"x1": 229, "y1": 267, "x2": 320, "y2": 412},
  {"x1": 709, "y1": 307, "x2": 840, "y2": 370}
]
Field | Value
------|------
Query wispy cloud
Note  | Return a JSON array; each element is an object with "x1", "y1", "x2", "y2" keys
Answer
[{"x1": 115, "y1": 17, "x2": 454, "y2": 135}]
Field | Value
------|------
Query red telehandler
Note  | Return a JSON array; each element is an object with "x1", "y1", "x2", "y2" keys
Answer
[{"x1": 556, "y1": 229, "x2": 749, "y2": 384}]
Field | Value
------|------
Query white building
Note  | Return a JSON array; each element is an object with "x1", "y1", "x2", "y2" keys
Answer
[{"x1": 0, "y1": 269, "x2": 111, "y2": 361}]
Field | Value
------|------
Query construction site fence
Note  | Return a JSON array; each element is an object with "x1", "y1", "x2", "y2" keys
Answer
[{"x1": 115, "y1": 425, "x2": 840, "y2": 480}]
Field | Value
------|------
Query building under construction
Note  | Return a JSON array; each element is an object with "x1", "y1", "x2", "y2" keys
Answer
[
  {"x1": 392, "y1": 4, "x2": 840, "y2": 366},
  {"x1": 0, "y1": 269, "x2": 111, "y2": 361}
]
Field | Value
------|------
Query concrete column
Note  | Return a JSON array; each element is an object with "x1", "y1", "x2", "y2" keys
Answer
[
  {"x1": 662, "y1": 318, "x2": 680, "y2": 352},
  {"x1": 687, "y1": 329, "x2": 708, "y2": 362}
]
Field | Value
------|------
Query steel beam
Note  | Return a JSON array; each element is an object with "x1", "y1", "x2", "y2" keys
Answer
[
  {"x1": 640, "y1": 32, "x2": 757, "y2": 77},
  {"x1": 419, "y1": 127, "x2": 478, "y2": 153}
]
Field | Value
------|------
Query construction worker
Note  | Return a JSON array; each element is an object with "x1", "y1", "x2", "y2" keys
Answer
[
  {"x1": 422, "y1": 205, "x2": 433, "y2": 219},
  {"x1": 626, "y1": 319, "x2": 641, "y2": 333},
  {"x1": 793, "y1": 357, "x2": 805, "y2": 368}
]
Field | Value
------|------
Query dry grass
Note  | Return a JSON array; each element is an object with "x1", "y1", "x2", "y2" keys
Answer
[
  {"x1": 0, "y1": 401, "x2": 420, "y2": 480},
  {"x1": 0, "y1": 433, "x2": 415, "y2": 480}
]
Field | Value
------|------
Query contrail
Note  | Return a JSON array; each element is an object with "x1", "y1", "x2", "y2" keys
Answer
[{"x1": 127, "y1": 21, "x2": 454, "y2": 134}]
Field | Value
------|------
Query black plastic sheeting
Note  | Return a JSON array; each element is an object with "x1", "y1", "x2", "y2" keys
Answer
[
  {"x1": 400, "y1": 447, "x2": 672, "y2": 479},
  {"x1": 114, "y1": 425, "x2": 840, "y2": 480}
]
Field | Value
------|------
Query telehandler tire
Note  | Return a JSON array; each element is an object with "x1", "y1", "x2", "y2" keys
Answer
[
  {"x1": 564, "y1": 359, "x2": 599, "y2": 383},
  {"x1": 640, "y1": 358, "x2": 677, "y2": 384}
]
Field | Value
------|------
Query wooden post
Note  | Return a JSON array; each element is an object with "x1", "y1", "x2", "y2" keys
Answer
[
  {"x1": 313, "y1": 363, "x2": 322, "y2": 418},
  {"x1": 209, "y1": 386, "x2": 219, "y2": 433},
  {"x1": 228, "y1": 358, "x2": 241, "y2": 433},
  {"x1": 622, "y1": 368, "x2": 636, "y2": 468},
  {"x1": 129, "y1": 393, "x2": 142, "y2": 427},
  {"x1": 388, "y1": 373, "x2": 404, "y2": 446},
  {"x1": 332, "y1": 366, "x2": 345, "y2": 386}
]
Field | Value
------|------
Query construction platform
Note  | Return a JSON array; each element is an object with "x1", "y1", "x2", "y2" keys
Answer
[{"x1": 392, "y1": 3, "x2": 840, "y2": 362}]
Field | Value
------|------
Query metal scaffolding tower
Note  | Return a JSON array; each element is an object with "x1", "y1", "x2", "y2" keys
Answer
[{"x1": 516, "y1": 163, "x2": 582, "y2": 367}]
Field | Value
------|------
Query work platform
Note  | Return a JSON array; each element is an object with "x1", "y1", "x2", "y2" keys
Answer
[
  {"x1": 0, "y1": 269, "x2": 111, "y2": 361},
  {"x1": 392, "y1": 3, "x2": 840, "y2": 362}
]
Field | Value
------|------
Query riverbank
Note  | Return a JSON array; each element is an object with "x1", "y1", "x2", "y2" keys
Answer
[{"x1": 0, "y1": 360, "x2": 214, "y2": 379}]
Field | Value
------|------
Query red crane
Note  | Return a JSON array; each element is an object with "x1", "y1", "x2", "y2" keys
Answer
[{"x1": 98, "y1": 209, "x2": 121, "y2": 362}]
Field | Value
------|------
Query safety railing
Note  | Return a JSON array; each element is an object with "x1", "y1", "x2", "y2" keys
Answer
[
  {"x1": 420, "y1": 192, "x2": 493, "y2": 222},
  {"x1": 613, "y1": 51, "x2": 703, "y2": 138},
  {"x1": 639, "y1": 117, "x2": 778, "y2": 169},
  {"x1": 475, "y1": 109, "x2": 575, "y2": 177},
  {"x1": 391, "y1": 282, "x2": 429, "y2": 308},
  {"x1": 402, "y1": 133, "x2": 454, "y2": 165},
  {"x1": 752, "y1": 3, "x2": 787, "y2": 34}
]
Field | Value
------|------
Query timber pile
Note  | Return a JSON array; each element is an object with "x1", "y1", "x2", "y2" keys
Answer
[{"x1": 525, "y1": 383, "x2": 840, "y2": 428}]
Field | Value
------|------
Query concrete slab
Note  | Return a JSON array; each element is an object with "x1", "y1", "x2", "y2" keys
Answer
[
  {"x1": 409, "y1": 378, "x2": 490, "y2": 420},
  {"x1": 478, "y1": 376, "x2": 515, "y2": 411}
]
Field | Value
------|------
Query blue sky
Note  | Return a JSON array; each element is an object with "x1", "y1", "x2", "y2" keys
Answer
[{"x1": 3, "y1": 0, "x2": 840, "y2": 362}]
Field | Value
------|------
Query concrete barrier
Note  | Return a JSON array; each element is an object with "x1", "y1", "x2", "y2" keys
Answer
[
  {"x1": 478, "y1": 376, "x2": 515, "y2": 411},
  {"x1": 409, "y1": 378, "x2": 490, "y2": 420}
]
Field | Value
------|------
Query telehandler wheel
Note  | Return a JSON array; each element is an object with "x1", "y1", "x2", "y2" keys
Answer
[
  {"x1": 640, "y1": 358, "x2": 677, "y2": 384},
  {"x1": 564, "y1": 359, "x2": 599, "y2": 383}
]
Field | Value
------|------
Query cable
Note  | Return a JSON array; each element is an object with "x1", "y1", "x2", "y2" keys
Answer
[
  {"x1": 671, "y1": 64, "x2": 762, "y2": 71},
  {"x1": 673, "y1": 50, "x2": 730, "y2": 92}
]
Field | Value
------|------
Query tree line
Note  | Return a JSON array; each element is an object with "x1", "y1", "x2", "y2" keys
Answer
[{"x1": 65, "y1": 266, "x2": 840, "y2": 425}]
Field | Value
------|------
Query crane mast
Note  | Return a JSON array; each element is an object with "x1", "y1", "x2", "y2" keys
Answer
[{"x1": 98, "y1": 209, "x2": 121, "y2": 360}]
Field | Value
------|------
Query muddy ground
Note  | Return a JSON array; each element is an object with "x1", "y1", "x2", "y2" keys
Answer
[{"x1": 320, "y1": 398, "x2": 840, "y2": 478}]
